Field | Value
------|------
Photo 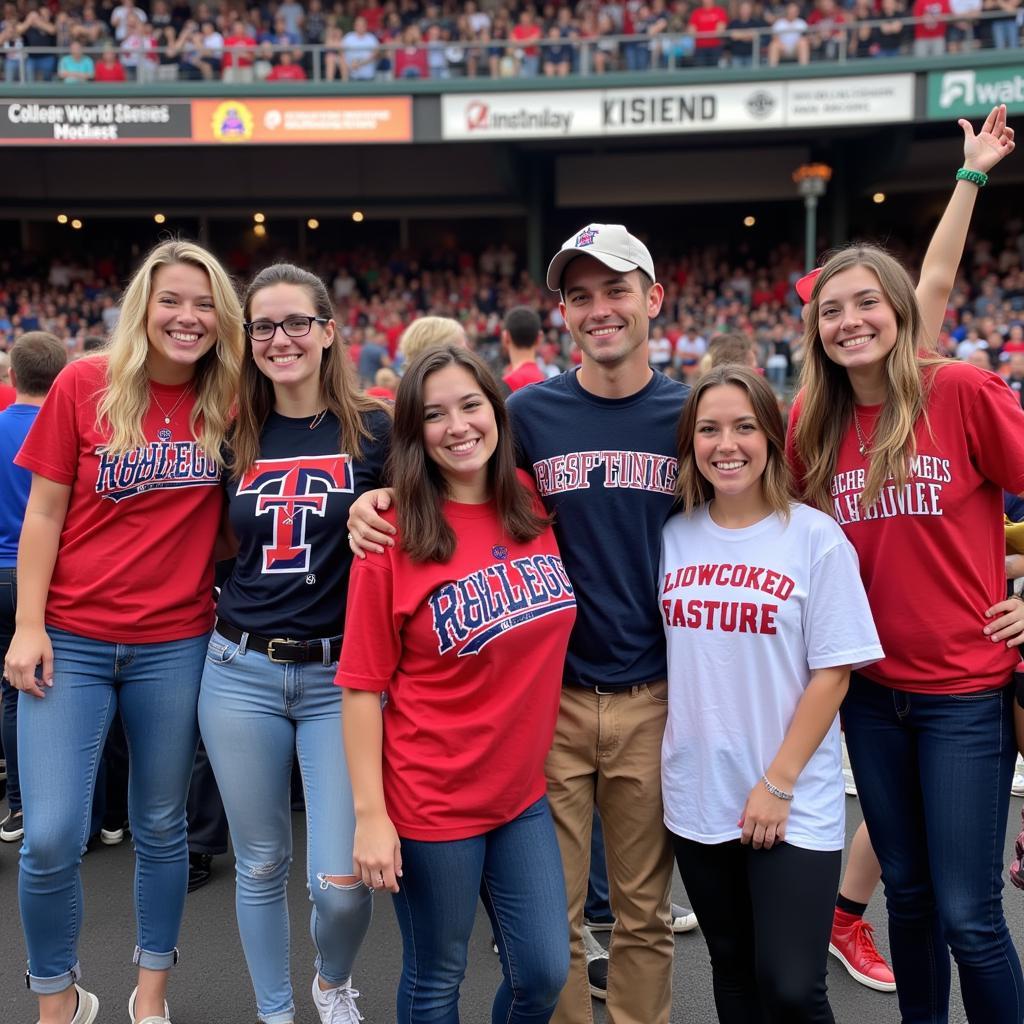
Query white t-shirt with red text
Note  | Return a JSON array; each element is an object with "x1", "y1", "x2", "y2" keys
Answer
[{"x1": 660, "y1": 503, "x2": 882, "y2": 851}]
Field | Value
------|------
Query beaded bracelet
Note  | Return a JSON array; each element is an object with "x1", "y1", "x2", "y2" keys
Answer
[
  {"x1": 956, "y1": 167, "x2": 989, "y2": 188},
  {"x1": 761, "y1": 775, "x2": 794, "y2": 802}
]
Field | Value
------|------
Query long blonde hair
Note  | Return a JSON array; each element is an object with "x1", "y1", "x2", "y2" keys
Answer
[
  {"x1": 97, "y1": 240, "x2": 243, "y2": 461},
  {"x1": 793, "y1": 245, "x2": 943, "y2": 513}
]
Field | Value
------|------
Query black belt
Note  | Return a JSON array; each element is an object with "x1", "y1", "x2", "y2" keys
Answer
[{"x1": 215, "y1": 620, "x2": 341, "y2": 664}]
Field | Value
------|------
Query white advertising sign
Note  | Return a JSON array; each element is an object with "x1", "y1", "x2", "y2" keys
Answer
[{"x1": 441, "y1": 74, "x2": 914, "y2": 141}]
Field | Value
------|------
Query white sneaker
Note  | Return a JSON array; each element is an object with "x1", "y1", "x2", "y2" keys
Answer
[
  {"x1": 41, "y1": 986, "x2": 99, "y2": 1024},
  {"x1": 128, "y1": 985, "x2": 170, "y2": 1023},
  {"x1": 842, "y1": 735, "x2": 858, "y2": 798},
  {"x1": 312, "y1": 973, "x2": 364, "y2": 1023},
  {"x1": 1013, "y1": 756, "x2": 1024, "y2": 798},
  {"x1": 669, "y1": 903, "x2": 699, "y2": 933}
]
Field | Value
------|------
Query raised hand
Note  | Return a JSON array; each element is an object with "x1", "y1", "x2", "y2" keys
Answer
[{"x1": 961, "y1": 103, "x2": 1015, "y2": 175}]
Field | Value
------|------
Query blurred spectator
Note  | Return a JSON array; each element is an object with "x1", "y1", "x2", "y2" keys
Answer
[
  {"x1": 92, "y1": 42, "x2": 127, "y2": 82},
  {"x1": 987, "y1": 0, "x2": 1022, "y2": 47},
  {"x1": 57, "y1": 39, "x2": 94, "y2": 83},
  {"x1": 543, "y1": 23, "x2": 573, "y2": 75},
  {"x1": 121, "y1": 15, "x2": 159, "y2": 83},
  {"x1": 689, "y1": 0, "x2": 729, "y2": 67},
  {"x1": 222, "y1": 18, "x2": 256, "y2": 82},
  {"x1": 20, "y1": 2, "x2": 56, "y2": 82},
  {"x1": 394, "y1": 23, "x2": 428, "y2": 78},
  {"x1": 1, "y1": 2, "x2": 24, "y2": 83},
  {"x1": 367, "y1": 366, "x2": 399, "y2": 400},
  {"x1": 728, "y1": 0, "x2": 768, "y2": 66},
  {"x1": 913, "y1": 0, "x2": 951, "y2": 54},
  {"x1": 111, "y1": 1, "x2": 147, "y2": 42},
  {"x1": 768, "y1": 1, "x2": 811, "y2": 64},
  {"x1": 876, "y1": 0, "x2": 911, "y2": 56},
  {"x1": 199, "y1": 20, "x2": 224, "y2": 77},
  {"x1": 511, "y1": 8, "x2": 542, "y2": 76},
  {"x1": 266, "y1": 48, "x2": 306, "y2": 80},
  {"x1": 949, "y1": 0, "x2": 982, "y2": 49},
  {"x1": 808, "y1": 0, "x2": 848, "y2": 60},
  {"x1": 342, "y1": 14, "x2": 380, "y2": 80}
]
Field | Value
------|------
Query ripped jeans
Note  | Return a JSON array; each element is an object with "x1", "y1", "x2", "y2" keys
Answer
[{"x1": 199, "y1": 629, "x2": 372, "y2": 1024}]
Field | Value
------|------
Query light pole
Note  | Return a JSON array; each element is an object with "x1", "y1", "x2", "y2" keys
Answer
[{"x1": 792, "y1": 163, "x2": 832, "y2": 274}]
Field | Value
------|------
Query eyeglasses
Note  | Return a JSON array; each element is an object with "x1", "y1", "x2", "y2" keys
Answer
[{"x1": 244, "y1": 315, "x2": 328, "y2": 342}]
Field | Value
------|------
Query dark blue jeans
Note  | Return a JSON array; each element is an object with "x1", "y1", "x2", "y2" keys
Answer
[
  {"x1": 0, "y1": 566, "x2": 19, "y2": 814},
  {"x1": 392, "y1": 795, "x2": 569, "y2": 1023},
  {"x1": 843, "y1": 672, "x2": 1024, "y2": 1023}
]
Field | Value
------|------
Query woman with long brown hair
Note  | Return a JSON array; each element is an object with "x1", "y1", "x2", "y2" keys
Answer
[
  {"x1": 337, "y1": 344, "x2": 575, "y2": 1023},
  {"x1": 4, "y1": 239, "x2": 243, "y2": 1024},
  {"x1": 788, "y1": 108, "x2": 1024, "y2": 1022},
  {"x1": 197, "y1": 263, "x2": 390, "y2": 1024}
]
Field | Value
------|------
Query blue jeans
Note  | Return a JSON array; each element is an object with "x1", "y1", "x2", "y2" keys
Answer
[
  {"x1": 393, "y1": 796, "x2": 569, "y2": 1023},
  {"x1": 18, "y1": 627, "x2": 206, "y2": 993},
  {"x1": 843, "y1": 673, "x2": 1024, "y2": 1023},
  {"x1": 199, "y1": 629, "x2": 372, "y2": 1024},
  {"x1": 992, "y1": 18, "x2": 1021, "y2": 48},
  {"x1": 584, "y1": 807, "x2": 610, "y2": 920},
  {"x1": 0, "y1": 566, "x2": 20, "y2": 814}
]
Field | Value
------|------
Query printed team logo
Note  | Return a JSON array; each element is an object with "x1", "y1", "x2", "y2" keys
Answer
[
  {"x1": 157, "y1": 428, "x2": 172, "y2": 442},
  {"x1": 491, "y1": 545, "x2": 508, "y2": 560},
  {"x1": 95, "y1": 442, "x2": 220, "y2": 503},
  {"x1": 429, "y1": 554, "x2": 575, "y2": 657},
  {"x1": 211, "y1": 101, "x2": 254, "y2": 141},
  {"x1": 575, "y1": 227, "x2": 599, "y2": 248},
  {"x1": 237, "y1": 454, "x2": 353, "y2": 573}
]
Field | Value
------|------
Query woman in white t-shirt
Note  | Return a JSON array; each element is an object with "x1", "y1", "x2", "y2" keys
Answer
[{"x1": 660, "y1": 365, "x2": 882, "y2": 1024}]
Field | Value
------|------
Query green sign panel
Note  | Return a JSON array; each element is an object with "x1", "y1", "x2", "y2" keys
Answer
[{"x1": 928, "y1": 66, "x2": 1024, "y2": 119}]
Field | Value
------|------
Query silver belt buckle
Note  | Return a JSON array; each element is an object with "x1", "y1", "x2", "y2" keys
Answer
[{"x1": 592, "y1": 685, "x2": 617, "y2": 696}]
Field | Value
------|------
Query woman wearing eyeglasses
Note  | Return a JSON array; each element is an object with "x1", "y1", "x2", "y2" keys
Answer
[{"x1": 198, "y1": 264, "x2": 391, "y2": 1024}]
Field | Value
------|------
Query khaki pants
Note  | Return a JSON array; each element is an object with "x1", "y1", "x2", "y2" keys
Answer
[{"x1": 546, "y1": 682, "x2": 675, "y2": 1024}]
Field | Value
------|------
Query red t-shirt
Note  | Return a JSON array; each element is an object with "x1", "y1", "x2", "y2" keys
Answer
[
  {"x1": 787, "y1": 362, "x2": 1024, "y2": 693},
  {"x1": 503, "y1": 362, "x2": 546, "y2": 392},
  {"x1": 15, "y1": 357, "x2": 221, "y2": 643},
  {"x1": 266, "y1": 62, "x2": 307, "y2": 80},
  {"x1": 0, "y1": 383, "x2": 15, "y2": 411},
  {"x1": 336, "y1": 474, "x2": 576, "y2": 841},
  {"x1": 223, "y1": 33, "x2": 256, "y2": 67},
  {"x1": 913, "y1": 0, "x2": 949, "y2": 37},
  {"x1": 511, "y1": 23, "x2": 542, "y2": 56},
  {"x1": 689, "y1": 6, "x2": 728, "y2": 46},
  {"x1": 93, "y1": 60, "x2": 127, "y2": 82}
]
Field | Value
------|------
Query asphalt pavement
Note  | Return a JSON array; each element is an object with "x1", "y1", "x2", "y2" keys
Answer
[{"x1": 2, "y1": 795, "x2": 1023, "y2": 1023}]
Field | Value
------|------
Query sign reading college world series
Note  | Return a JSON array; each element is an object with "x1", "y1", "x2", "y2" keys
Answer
[
  {"x1": 0, "y1": 96, "x2": 412, "y2": 145},
  {"x1": 927, "y1": 66, "x2": 1024, "y2": 120},
  {"x1": 441, "y1": 73, "x2": 914, "y2": 141}
]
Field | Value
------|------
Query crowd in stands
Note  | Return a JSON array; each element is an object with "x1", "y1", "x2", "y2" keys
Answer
[
  {"x1": 3, "y1": 219, "x2": 1023, "y2": 394},
  {"x1": 0, "y1": 0, "x2": 1019, "y2": 85}
]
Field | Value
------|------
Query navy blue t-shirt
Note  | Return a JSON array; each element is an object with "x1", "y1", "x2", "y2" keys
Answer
[
  {"x1": 508, "y1": 368, "x2": 690, "y2": 689},
  {"x1": 216, "y1": 408, "x2": 390, "y2": 640}
]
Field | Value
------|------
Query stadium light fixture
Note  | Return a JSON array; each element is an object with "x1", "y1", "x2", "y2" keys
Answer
[
  {"x1": 352, "y1": 211, "x2": 364, "y2": 223},
  {"x1": 873, "y1": 192, "x2": 886, "y2": 204},
  {"x1": 743, "y1": 216, "x2": 756, "y2": 228},
  {"x1": 57, "y1": 214, "x2": 68, "y2": 224},
  {"x1": 154, "y1": 213, "x2": 166, "y2": 224},
  {"x1": 71, "y1": 219, "x2": 83, "y2": 230},
  {"x1": 254, "y1": 212, "x2": 266, "y2": 224},
  {"x1": 793, "y1": 163, "x2": 832, "y2": 275},
  {"x1": 307, "y1": 218, "x2": 319, "y2": 230},
  {"x1": 254, "y1": 224, "x2": 267, "y2": 238}
]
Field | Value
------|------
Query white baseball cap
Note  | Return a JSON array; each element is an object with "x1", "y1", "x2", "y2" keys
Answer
[{"x1": 545, "y1": 223, "x2": 656, "y2": 292}]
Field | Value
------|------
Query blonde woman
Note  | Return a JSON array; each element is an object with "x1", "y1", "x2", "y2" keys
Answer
[
  {"x1": 4, "y1": 240, "x2": 243, "y2": 1024},
  {"x1": 397, "y1": 315, "x2": 467, "y2": 367}
]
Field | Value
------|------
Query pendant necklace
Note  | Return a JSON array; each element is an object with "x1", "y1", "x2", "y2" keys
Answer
[
  {"x1": 151, "y1": 383, "x2": 193, "y2": 425},
  {"x1": 853, "y1": 407, "x2": 870, "y2": 456}
]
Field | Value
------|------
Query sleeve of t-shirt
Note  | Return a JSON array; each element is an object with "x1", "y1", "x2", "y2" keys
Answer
[
  {"x1": 14, "y1": 365, "x2": 80, "y2": 485},
  {"x1": 965, "y1": 376, "x2": 1024, "y2": 496},
  {"x1": 362, "y1": 409, "x2": 393, "y2": 488},
  {"x1": 506, "y1": 391, "x2": 534, "y2": 473},
  {"x1": 804, "y1": 526, "x2": 884, "y2": 671},
  {"x1": 334, "y1": 555, "x2": 403, "y2": 692}
]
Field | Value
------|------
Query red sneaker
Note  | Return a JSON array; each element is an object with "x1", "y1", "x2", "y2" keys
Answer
[{"x1": 828, "y1": 908, "x2": 896, "y2": 992}]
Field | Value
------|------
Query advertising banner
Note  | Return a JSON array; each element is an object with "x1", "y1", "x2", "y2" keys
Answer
[
  {"x1": 927, "y1": 66, "x2": 1024, "y2": 119},
  {"x1": 442, "y1": 73, "x2": 914, "y2": 141},
  {"x1": 0, "y1": 99, "x2": 192, "y2": 143},
  {"x1": 191, "y1": 96, "x2": 412, "y2": 143}
]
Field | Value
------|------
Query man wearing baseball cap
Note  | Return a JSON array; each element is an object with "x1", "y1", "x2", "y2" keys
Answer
[
  {"x1": 346, "y1": 223, "x2": 690, "y2": 1023},
  {"x1": 507, "y1": 224, "x2": 689, "y2": 1024}
]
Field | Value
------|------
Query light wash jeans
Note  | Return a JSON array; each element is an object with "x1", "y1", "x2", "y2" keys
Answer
[
  {"x1": 18, "y1": 627, "x2": 206, "y2": 993},
  {"x1": 199, "y1": 628, "x2": 372, "y2": 1024}
]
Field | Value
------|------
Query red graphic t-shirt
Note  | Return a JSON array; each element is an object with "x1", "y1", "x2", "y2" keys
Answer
[
  {"x1": 788, "y1": 362, "x2": 1024, "y2": 693},
  {"x1": 16, "y1": 357, "x2": 221, "y2": 643},
  {"x1": 336, "y1": 472, "x2": 576, "y2": 840}
]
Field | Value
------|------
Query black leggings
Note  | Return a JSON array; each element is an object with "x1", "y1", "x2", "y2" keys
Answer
[{"x1": 673, "y1": 835, "x2": 842, "y2": 1024}]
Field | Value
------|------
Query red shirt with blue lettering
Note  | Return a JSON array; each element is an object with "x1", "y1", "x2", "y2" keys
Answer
[
  {"x1": 16, "y1": 356, "x2": 221, "y2": 643},
  {"x1": 335, "y1": 473, "x2": 576, "y2": 841}
]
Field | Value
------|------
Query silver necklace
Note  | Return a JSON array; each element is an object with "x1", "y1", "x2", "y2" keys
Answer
[
  {"x1": 853, "y1": 407, "x2": 870, "y2": 456},
  {"x1": 151, "y1": 383, "x2": 193, "y2": 425}
]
